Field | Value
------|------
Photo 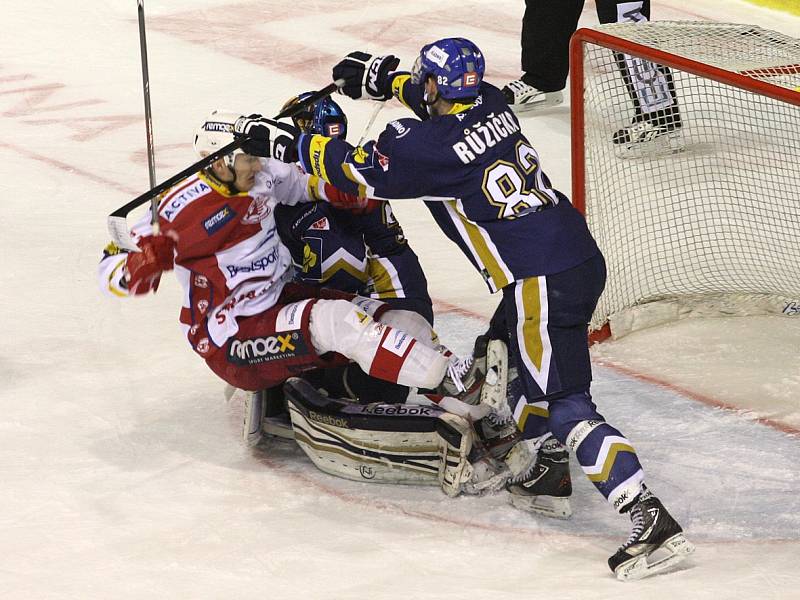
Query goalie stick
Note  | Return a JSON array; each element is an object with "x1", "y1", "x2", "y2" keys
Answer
[{"x1": 108, "y1": 79, "x2": 345, "y2": 251}]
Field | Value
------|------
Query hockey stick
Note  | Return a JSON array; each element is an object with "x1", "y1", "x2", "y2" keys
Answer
[
  {"x1": 108, "y1": 79, "x2": 345, "y2": 251},
  {"x1": 137, "y1": 0, "x2": 159, "y2": 235},
  {"x1": 356, "y1": 102, "x2": 385, "y2": 147}
]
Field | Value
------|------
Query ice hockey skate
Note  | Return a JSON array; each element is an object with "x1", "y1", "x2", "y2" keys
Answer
[
  {"x1": 506, "y1": 437, "x2": 573, "y2": 519},
  {"x1": 612, "y1": 107, "x2": 684, "y2": 156},
  {"x1": 476, "y1": 409, "x2": 521, "y2": 460},
  {"x1": 609, "y1": 487, "x2": 695, "y2": 581},
  {"x1": 435, "y1": 335, "x2": 505, "y2": 409},
  {"x1": 502, "y1": 79, "x2": 564, "y2": 114}
]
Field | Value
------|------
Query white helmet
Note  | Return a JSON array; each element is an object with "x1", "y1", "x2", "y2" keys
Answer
[{"x1": 193, "y1": 109, "x2": 243, "y2": 169}]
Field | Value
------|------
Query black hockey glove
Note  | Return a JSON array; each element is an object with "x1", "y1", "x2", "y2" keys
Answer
[
  {"x1": 333, "y1": 52, "x2": 400, "y2": 101},
  {"x1": 233, "y1": 115, "x2": 299, "y2": 163}
]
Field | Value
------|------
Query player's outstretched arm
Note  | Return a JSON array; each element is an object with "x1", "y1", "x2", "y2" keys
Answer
[{"x1": 297, "y1": 122, "x2": 430, "y2": 202}]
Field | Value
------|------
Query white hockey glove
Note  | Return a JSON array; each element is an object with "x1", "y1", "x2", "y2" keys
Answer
[
  {"x1": 332, "y1": 52, "x2": 400, "y2": 101},
  {"x1": 233, "y1": 115, "x2": 299, "y2": 162}
]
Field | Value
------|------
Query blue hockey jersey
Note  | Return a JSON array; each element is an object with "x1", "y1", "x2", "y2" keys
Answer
[
  {"x1": 274, "y1": 200, "x2": 433, "y2": 323},
  {"x1": 297, "y1": 77, "x2": 599, "y2": 293}
]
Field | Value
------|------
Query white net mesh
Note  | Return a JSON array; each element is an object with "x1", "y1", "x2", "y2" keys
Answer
[{"x1": 577, "y1": 22, "x2": 800, "y2": 337}]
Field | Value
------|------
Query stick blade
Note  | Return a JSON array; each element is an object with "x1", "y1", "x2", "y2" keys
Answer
[{"x1": 107, "y1": 215, "x2": 141, "y2": 252}]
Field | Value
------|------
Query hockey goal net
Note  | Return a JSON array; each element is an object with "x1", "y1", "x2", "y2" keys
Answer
[{"x1": 571, "y1": 22, "x2": 800, "y2": 341}]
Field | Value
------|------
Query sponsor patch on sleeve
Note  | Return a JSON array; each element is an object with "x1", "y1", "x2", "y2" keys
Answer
[{"x1": 203, "y1": 204, "x2": 237, "y2": 236}]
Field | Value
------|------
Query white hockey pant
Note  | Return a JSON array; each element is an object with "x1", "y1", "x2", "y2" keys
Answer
[{"x1": 308, "y1": 299, "x2": 448, "y2": 389}]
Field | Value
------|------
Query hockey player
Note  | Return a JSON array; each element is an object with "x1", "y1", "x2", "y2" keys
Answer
[
  {"x1": 503, "y1": 0, "x2": 682, "y2": 148},
  {"x1": 233, "y1": 39, "x2": 694, "y2": 579},
  {"x1": 273, "y1": 93, "x2": 434, "y2": 404},
  {"x1": 276, "y1": 93, "x2": 432, "y2": 323},
  {"x1": 98, "y1": 109, "x2": 500, "y2": 464}
]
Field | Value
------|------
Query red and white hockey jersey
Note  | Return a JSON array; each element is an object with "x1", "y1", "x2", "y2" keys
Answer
[{"x1": 99, "y1": 158, "x2": 316, "y2": 354}]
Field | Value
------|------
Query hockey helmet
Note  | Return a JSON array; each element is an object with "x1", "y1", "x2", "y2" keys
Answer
[
  {"x1": 312, "y1": 96, "x2": 348, "y2": 140},
  {"x1": 283, "y1": 93, "x2": 348, "y2": 140},
  {"x1": 411, "y1": 37, "x2": 485, "y2": 101},
  {"x1": 193, "y1": 109, "x2": 244, "y2": 170}
]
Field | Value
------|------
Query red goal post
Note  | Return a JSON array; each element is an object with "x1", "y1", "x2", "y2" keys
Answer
[{"x1": 569, "y1": 22, "x2": 800, "y2": 343}]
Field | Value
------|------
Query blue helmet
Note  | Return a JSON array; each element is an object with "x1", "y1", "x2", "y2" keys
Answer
[
  {"x1": 311, "y1": 96, "x2": 348, "y2": 140},
  {"x1": 411, "y1": 37, "x2": 485, "y2": 101},
  {"x1": 285, "y1": 93, "x2": 348, "y2": 140}
]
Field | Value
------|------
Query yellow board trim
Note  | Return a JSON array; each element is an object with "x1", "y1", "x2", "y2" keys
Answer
[
  {"x1": 586, "y1": 443, "x2": 637, "y2": 483},
  {"x1": 744, "y1": 0, "x2": 800, "y2": 15},
  {"x1": 447, "y1": 200, "x2": 509, "y2": 290}
]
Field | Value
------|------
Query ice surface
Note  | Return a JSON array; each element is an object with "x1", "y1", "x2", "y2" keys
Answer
[{"x1": 1, "y1": 0, "x2": 798, "y2": 597}]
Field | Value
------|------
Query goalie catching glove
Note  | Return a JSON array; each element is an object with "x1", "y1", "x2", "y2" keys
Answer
[
  {"x1": 332, "y1": 52, "x2": 400, "y2": 101},
  {"x1": 233, "y1": 115, "x2": 299, "y2": 162},
  {"x1": 125, "y1": 234, "x2": 176, "y2": 295}
]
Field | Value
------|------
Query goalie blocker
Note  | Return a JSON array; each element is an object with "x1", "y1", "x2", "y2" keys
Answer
[{"x1": 282, "y1": 377, "x2": 509, "y2": 495}]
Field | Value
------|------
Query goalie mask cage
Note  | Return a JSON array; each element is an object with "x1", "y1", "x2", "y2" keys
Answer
[{"x1": 570, "y1": 22, "x2": 800, "y2": 342}]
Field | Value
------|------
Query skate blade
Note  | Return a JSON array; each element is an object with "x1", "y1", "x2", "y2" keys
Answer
[
  {"x1": 508, "y1": 492, "x2": 572, "y2": 519},
  {"x1": 615, "y1": 533, "x2": 696, "y2": 581},
  {"x1": 615, "y1": 132, "x2": 685, "y2": 159},
  {"x1": 262, "y1": 417, "x2": 294, "y2": 440},
  {"x1": 511, "y1": 93, "x2": 564, "y2": 115}
]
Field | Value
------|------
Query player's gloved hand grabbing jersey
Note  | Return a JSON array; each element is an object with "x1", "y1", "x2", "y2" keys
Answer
[
  {"x1": 233, "y1": 115, "x2": 299, "y2": 162},
  {"x1": 321, "y1": 183, "x2": 381, "y2": 214},
  {"x1": 125, "y1": 234, "x2": 176, "y2": 295},
  {"x1": 333, "y1": 52, "x2": 400, "y2": 100}
]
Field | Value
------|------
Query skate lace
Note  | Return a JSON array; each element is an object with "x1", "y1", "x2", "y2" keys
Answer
[
  {"x1": 446, "y1": 356, "x2": 473, "y2": 394},
  {"x1": 621, "y1": 504, "x2": 646, "y2": 550},
  {"x1": 508, "y1": 462, "x2": 536, "y2": 486}
]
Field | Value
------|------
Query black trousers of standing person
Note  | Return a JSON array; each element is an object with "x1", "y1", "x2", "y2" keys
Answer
[{"x1": 520, "y1": 0, "x2": 651, "y2": 92}]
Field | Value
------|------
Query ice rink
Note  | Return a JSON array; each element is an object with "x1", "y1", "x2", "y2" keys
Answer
[{"x1": 2, "y1": 0, "x2": 799, "y2": 597}]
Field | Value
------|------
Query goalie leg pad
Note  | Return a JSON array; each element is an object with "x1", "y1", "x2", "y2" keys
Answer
[
  {"x1": 480, "y1": 338, "x2": 509, "y2": 411},
  {"x1": 284, "y1": 378, "x2": 443, "y2": 485},
  {"x1": 435, "y1": 413, "x2": 476, "y2": 497},
  {"x1": 242, "y1": 390, "x2": 265, "y2": 447},
  {"x1": 242, "y1": 387, "x2": 293, "y2": 444}
]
